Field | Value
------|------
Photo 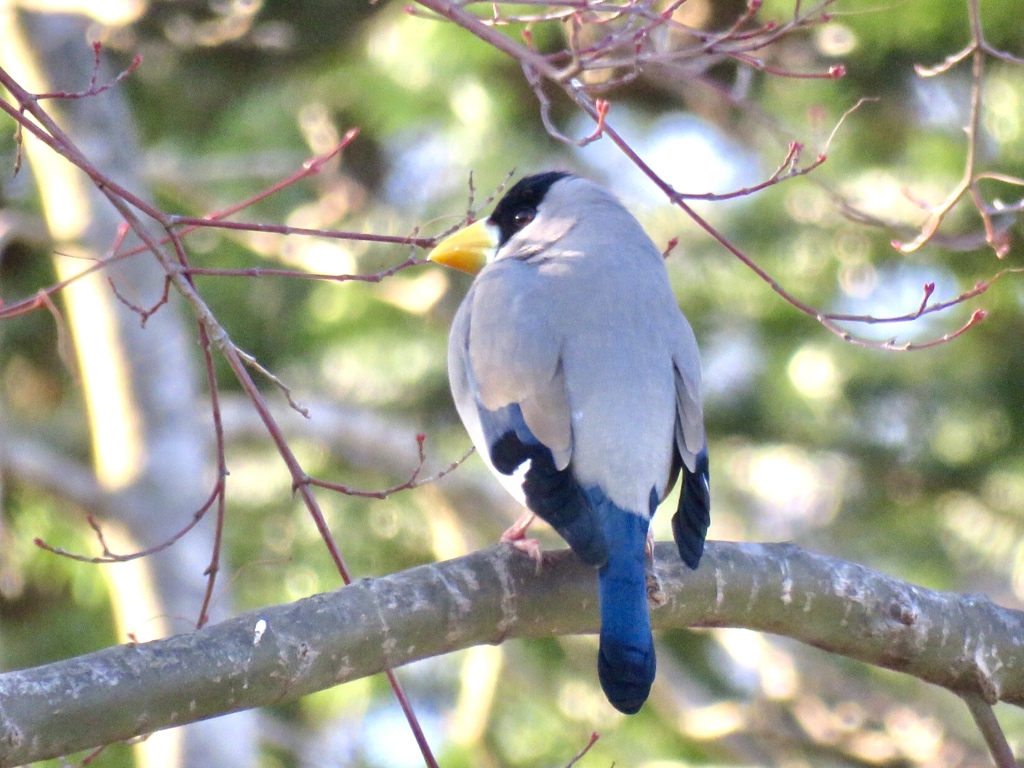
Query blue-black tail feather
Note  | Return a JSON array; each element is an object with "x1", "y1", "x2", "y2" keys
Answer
[
  {"x1": 672, "y1": 448, "x2": 710, "y2": 570},
  {"x1": 483, "y1": 404, "x2": 608, "y2": 566},
  {"x1": 588, "y1": 488, "x2": 656, "y2": 714}
]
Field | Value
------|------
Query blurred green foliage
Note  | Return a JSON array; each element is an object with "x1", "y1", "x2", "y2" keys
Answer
[{"x1": 2, "y1": 0, "x2": 1024, "y2": 765}]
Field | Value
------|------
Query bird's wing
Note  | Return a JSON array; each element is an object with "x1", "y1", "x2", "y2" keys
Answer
[
  {"x1": 449, "y1": 265, "x2": 608, "y2": 566},
  {"x1": 670, "y1": 321, "x2": 710, "y2": 569}
]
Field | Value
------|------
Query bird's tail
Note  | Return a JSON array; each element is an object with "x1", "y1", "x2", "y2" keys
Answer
[{"x1": 593, "y1": 499, "x2": 655, "y2": 714}]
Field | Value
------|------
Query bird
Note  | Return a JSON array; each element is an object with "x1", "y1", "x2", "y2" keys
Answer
[{"x1": 427, "y1": 172, "x2": 710, "y2": 715}]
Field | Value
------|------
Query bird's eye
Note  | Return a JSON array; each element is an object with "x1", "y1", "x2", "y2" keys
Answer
[{"x1": 512, "y1": 208, "x2": 535, "y2": 229}]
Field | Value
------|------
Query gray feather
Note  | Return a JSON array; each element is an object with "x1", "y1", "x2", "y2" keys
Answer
[{"x1": 448, "y1": 174, "x2": 707, "y2": 521}]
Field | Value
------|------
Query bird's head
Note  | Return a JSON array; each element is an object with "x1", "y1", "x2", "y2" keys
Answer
[{"x1": 427, "y1": 171, "x2": 581, "y2": 274}]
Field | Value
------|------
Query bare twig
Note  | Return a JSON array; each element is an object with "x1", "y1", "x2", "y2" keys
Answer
[
  {"x1": 236, "y1": 348, "x2": 310, "y2": 418},
  {"x1": 34, "y1": 42, "x2": 142, "y2": 101},
  {"x1": 0, "y1": 60, "x2": 442, "y2": 768},
  {"x1": 895, "y1": 0, "x2": 1023, "y2": 257},
  {"x1": 565, "y1": 732, "x2": 600, "y2": 768},
  {"x1": 165, "y1": 214, "x2": 434, "y2": 249},
  {"x1": 196, "y1": 328, "x2": 230, "y2": 629},
  {"x1": 413, "y1": 0, "x2": 1013, "y2": 350},
  {"x1": 962, "y1": 693, "x2": 1016, "y2": 768},
  {"x1": 302, "y1": 440, "x2": 475, "y2": 499},
  {"x1": 824, "y1": 267, "x2": 1023, "y2": 325},
  {"x1": 107, "y1": 274, "x2": 172, "y2": 327},
  {"x1": 180, "y1": 254, "x2": 424, "y2": 285},
  {"x1": 675, "y1": 140, "x2": 826, "y2": 201},
  {"x1": 34, "y1": 481, "x2": 224, "y2": 564}
]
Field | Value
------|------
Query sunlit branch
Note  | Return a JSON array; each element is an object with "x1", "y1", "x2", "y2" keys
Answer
[{"x1": 2, "y1": 542, "x2": 1022, "y2": 767}]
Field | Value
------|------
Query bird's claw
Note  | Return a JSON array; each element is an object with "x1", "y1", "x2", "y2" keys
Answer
[
  {"x1": 501, "y1": 512, "x2": 536, "y2": 543},
  {"x1": 501, "y1": 512, "x2": 543, "y2": 571},
  {"x1": 509, "y1": 537, "x2": 544, "y2": 571},
  {"x1": 646, "y1": 568, "x2": 667, "y2": 607}
]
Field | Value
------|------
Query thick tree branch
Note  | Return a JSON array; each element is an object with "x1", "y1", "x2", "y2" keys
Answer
[{"x1": 0, "y1": 541, "x2": 1020, "y2": 766}]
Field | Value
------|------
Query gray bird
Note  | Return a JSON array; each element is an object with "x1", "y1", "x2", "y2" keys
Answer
[{"x1": 428, "y1": 172, "x2": 710, "y2": 714}]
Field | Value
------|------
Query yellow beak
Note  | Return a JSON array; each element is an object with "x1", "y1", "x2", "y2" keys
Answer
[{"x1": 426, "y1": 219, "x2": 498, "y2": 275}]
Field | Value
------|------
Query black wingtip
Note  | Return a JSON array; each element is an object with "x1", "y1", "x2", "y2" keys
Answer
[
  {"x1": 490, "y1": 433, "x2": 608, "y2": 566},
  {"x1": 672, "y1": 449, "x2": 710, "y2": 570}
]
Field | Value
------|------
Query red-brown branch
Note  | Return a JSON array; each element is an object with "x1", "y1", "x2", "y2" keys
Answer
[
  {"x1": 412, "y1": 0, "x2": 1007, "y2": 351},
  {"x1": 0, "y1": 60, "x2": 442, "y2": 767},
  {"x1": 34, "y1": 480, "x2": 224, "y2": 564},
  {"x1": 302, "y1": 440, "x2": 475, "y2": 500}
]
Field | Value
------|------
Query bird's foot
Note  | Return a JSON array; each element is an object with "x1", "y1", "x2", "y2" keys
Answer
[
  {"x1": 646, "y1": 568, "x2": 667, "y2": 608},
  {"x1": 501, "y1": 513, "x2": 542, "y2": 570},
  {"x1": 645, "y1": 531, "x2": 666, "y2": 605},
  {"x1": 501, "y1": 512, "x2": 536, "y2": 543},
  {"x1": 509, "y1": 537, "x2": 544, "y2": 570}
]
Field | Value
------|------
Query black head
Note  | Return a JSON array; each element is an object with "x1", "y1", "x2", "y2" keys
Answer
[{"x1": 488, "y1": 172, "x2": 571, "y2": 247}]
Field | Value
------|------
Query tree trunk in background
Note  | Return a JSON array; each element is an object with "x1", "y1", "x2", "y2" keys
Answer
[{"x1": 3, "y1": 10, "x2": 258, "y2": 766}]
